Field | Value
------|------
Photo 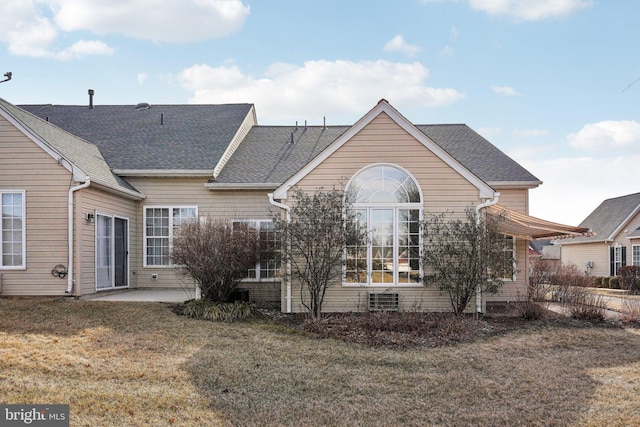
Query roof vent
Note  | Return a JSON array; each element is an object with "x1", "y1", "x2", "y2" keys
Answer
[{"x1": 135, "y1": 102, "x2": 151, "y2": 110}]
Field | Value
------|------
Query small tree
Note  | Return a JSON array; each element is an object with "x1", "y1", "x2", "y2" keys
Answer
[
  {"x1": 422, "y1": 207, "x2": 510, "y2": 315},
  {"x1": 171, "y1": 217, "x2": 259, "y2": 302},
  {"x1": 273, "y1": 188, "x2": 366, "y2": 320}
]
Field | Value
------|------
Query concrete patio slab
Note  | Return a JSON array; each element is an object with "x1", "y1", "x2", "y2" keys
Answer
[{"x1": 89, "y1": 288, "x2": 195, "y2": 303}]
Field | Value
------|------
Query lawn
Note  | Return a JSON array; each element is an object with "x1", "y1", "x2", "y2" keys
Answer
[{"x1": 1, "y1": 299, "x2": 640, "y2": 426}]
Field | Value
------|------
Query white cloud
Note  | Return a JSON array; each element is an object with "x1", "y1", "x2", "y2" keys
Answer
[
  {"x1": 515, "y1": 120, "x2": 639, "y2": 225},
  {"x1": 384, "y1": 35, "x2": 421, "y2": 57},
  {"x1": 0, "y1": 0, "x2": 249, "y2": 59},
  {"x1": 439, "y1": 45, "x2": 455, "y2": 57},
  {"x1": 53, "y1": 0, "x2": 250, "y2": 43},
  {"x1": 0, "y1": 1, "x2": 58, "y2": 57},
  {"x1": 56, "y1": 40, "x2": 115, "y2": 60},
  {"x1": 468, "y1": 0, "x2": 590, "y2": 21},
  {"x1": 137, "y1": 73, "x2": 148, "y2": 84},
  {"x1": 525, "y1": 154, "x2": 640, "y2": 225},
  {"x1": 178, "y1": 60, "x2": 465, "y2": 122},
  {"x1": 491, "y1": 85, "x2": 520, "y2": 96},
  {"x1": 567, "y1": 120, "x2": 640, "y2": 151}
]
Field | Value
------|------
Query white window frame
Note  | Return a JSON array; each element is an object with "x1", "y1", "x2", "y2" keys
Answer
[
  {"x1": 1, "y1": 190, "x2": 26, "y2": 270},
  {"x1": 143, "y1": 206, "x2": 197, "y2": 267},
  {"x1": 232, "y1": 219, "x2": 281, "y2": 281},
  {"x1": 632, "y1": 244, "x2": 640, "y2": 267},
  {"x1": 612, "y1": 244, "x2": 624, "y2": 276},
  {"x1": 344, "y1": 164, "x2": 423, "y2": 288},
  {"x1": 500, "y1": 234, "x2": 516, "y2": 281}
]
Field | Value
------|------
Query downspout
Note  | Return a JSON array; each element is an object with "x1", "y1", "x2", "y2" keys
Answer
[
  {"x1": 268, "y1": 193, "x2": 292, "y2": 313},
  {"x1": 474, "y1": 192, "x2": 500, "y2": 314},
  {"x1": 67, "y1": 178, "x2": 91, "y2": 294}
]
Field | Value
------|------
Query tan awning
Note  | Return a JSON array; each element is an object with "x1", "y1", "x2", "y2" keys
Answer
[{"x1": 486, "y1": 204, "x2": 593, "y2": 240}]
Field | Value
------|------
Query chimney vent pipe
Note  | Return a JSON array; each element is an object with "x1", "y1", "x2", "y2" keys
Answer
[{"x1": 88, "y1": 89, "x2": 94, "y2": 109}]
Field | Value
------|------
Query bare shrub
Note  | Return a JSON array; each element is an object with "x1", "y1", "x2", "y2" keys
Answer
[
  {"x1": 619, "y1": 266, "x2": 640, "y2": 294},
  {"x1": 172, "y1": 217, "x2": 260, "y2": 302},
  {"x1": 422, "y1": 207, "x2": 509, "y2": 315},
  {"x1": 565, "y1": 286, "x2": 607, "y2": 321},
  {"x1": 273, "y1": 188, "x2": 367, "y2": 320},
  {"x1": 514, "y1": 299, "x2": 546, "y2": 320},
  {"x1": 529, "y1": 258, "x2": 560, "y2": 301},
  {"x1": 620, "y1": 299, "x2": 640, "y2": 323}
]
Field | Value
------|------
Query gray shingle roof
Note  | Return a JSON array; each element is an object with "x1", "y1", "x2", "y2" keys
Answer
[
  {"x1": 20, "y1": 103, "x2": 254, "y2": 171},
  {"x1": 561, "y1": 192, "x2": 640, "y2": 244},
  {"x1": 215, "y1": 125, "x2": 349, "y2": 184},
  {"x1": 1, "y1": 98, "x2": 140, "y2": 195},
  {"x1": 19, "y1": 102, "x2": 538, "y2": 187},
  {"x1": 215, "y1": 123, "x2": 540, "y2": 185},
  {"x1": 416, "y1": 124, "x2": 540, "y2": 184}
]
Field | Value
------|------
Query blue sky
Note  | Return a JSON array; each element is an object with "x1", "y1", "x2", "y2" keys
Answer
[{"x1": 1, "y1": 0, "x2": 638, "y2": 225}]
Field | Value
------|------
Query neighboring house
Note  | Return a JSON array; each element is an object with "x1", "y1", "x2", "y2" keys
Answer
[
  {"x1": 559, "y1": 192, "x2": 640, "y2": 277},
  {"x1": 1, "y1": 96, "x2": 588, "y2": 312},
  {"x1": 529, "y1": 239, "x2": 560, "y2": 261}
]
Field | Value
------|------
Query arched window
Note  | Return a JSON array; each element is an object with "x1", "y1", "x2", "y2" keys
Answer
[{"x1": 345, "y1": 165, "x2": 422, "y2": 286}]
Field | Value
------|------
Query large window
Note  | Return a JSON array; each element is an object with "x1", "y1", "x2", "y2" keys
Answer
[
  {"x1": 144, "y1": 206, "x2": 197, "y2": 266},
  {"x1": 1, "y1": 191, "x2": 25, "y2": 269},
  {"x1": 633, "y1": 244, "x2": 640, "y2": 266},
  {"x1": 345, "y1": 165, "x2": 422, "y2": 286},
  {"x1": 233, "y1": 220, "x2": 280, "y2": 279}
]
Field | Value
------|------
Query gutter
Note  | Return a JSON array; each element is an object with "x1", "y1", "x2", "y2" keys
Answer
[
  {"x1": 474, "y1": 192, "x2": 501, "y2": 314},
  {"x1": 268, "y1": 193, "x2": 292, "y2": 313},
  {"x1": 67, "y1": 178, "x2": 91, "y2": 294}
]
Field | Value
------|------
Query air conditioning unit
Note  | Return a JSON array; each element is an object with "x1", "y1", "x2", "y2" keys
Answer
[{"x1": 368, "y1": 292, "x2": 399, "y2": 311}]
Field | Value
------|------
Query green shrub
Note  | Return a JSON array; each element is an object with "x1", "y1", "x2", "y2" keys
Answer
[
  {"x1": 182, "y1": 300, "x2": 254, "y2": 322},
  {"x1": 610, "y1": 277, "x2": 620, "y2": 289},
  {"x1": 602, "y1": 277, "x2": 611, "y2": 288}
]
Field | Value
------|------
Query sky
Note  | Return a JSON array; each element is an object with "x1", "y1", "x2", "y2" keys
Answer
[{"x1": 0, "y1": 0, "x2": 639, "y2": 226}]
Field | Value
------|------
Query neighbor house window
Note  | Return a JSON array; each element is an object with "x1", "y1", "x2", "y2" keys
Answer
[
  {"x1": 633, "y1": 244, "x2": 640, "y2": 266},
  {"x1": 345, "y1": 165, "x2": 422, "y2": 286},
  {"x1": 1, "y1": 191, "x2": 25, "y2": 269},
  {"x1": 610, "y1": 245, "x2": 626, "y2": 276},
  {"x1": 144, "y1": 206, "x2": 197, "y2": 266},
  {"x1": 232, "y1": 220, "x2": 280, "y2": 279}
]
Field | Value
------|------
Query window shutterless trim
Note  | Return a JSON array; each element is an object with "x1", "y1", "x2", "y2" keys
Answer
[
  {"x1": 143, "y1": 205, "x2": 197, "y2": 267},
  {"x1": 0, "y1": 190, "x2": 26, "y2": 270}
]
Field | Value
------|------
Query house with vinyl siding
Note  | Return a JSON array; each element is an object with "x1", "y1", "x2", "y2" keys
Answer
[
  {"x1": 1, "y1": 96, "x2": 588, "y2": 313},
  {"x1": 558, "y1": 192, "x2": 640, "y2": 277}
]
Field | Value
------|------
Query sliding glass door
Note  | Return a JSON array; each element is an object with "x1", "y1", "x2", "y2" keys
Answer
[{"x1": 96, "y1": 214, "x2": 129, "y2": 291}]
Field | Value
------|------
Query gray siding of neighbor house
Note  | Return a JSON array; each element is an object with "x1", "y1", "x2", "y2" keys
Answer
[{"x1": 561, "y1": 243, "x2": 610, "y2": 277}]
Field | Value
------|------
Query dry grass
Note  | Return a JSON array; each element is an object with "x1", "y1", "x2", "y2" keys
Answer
[{"x1": 2, "y1": 299, "x2": 640, "y2": 426}]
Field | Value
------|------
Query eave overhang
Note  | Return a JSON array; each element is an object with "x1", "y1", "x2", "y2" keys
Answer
[{"x1": 204, "y1": 182, "x2": 280, "y2": 191}]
